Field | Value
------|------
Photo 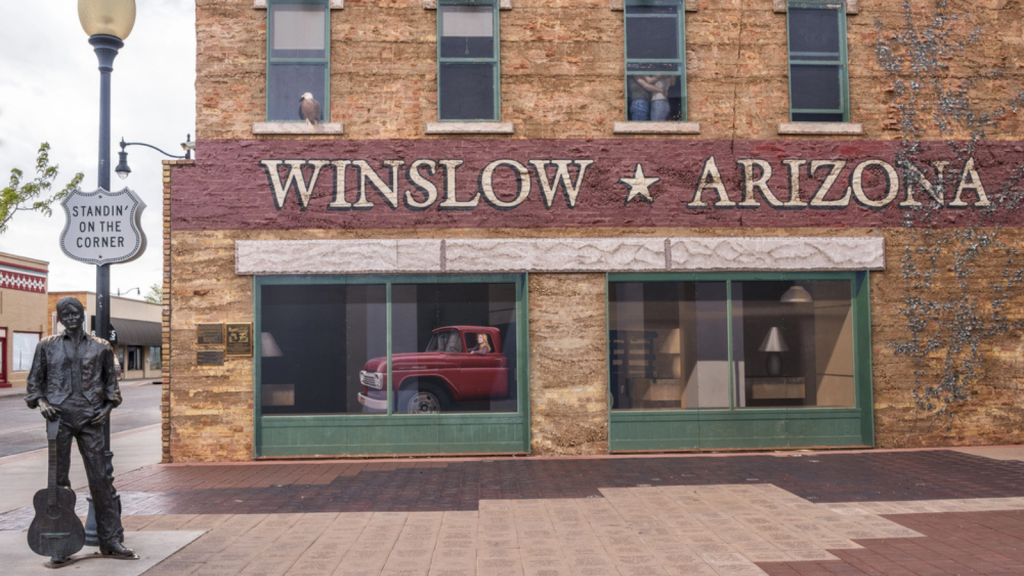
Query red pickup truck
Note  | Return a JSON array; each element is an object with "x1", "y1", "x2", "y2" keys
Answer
[{"x1": 358, "y1": 326, "x2": 509, "y2": 414}]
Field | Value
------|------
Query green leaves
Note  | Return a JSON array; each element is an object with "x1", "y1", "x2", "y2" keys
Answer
[{"x1": 0, "y1": 143, "x2": 84, "y2": 235}]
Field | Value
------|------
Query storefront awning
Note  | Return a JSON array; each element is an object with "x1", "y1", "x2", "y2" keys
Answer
[{"x1": 109, "y1": 318, "x2": 162, "y2": 347}]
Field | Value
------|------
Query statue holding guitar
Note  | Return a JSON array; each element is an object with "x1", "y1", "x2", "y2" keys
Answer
[{"x1": 26, "y1": 296, "x2": 136, "y2": 565}]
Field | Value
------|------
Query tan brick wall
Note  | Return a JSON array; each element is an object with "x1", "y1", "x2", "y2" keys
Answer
[
  {"x1": 196, "y1": 0, "x2": 1023, "y2": 141},
  {"x1": 529, "y1": 273, "x2": 609, "y2": 455},
  {"x1": 166, "y1": 225, "x2": 1024, "y2": 460}
]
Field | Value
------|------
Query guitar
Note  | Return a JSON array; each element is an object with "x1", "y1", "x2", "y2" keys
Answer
[{"x1": 27, "y1": 418, "x2": 85, "y2": 560}]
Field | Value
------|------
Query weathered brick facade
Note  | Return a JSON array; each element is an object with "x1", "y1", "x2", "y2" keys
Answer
[{"x1": 166, "y1": 0, "x2": 1024, "y2": 461}]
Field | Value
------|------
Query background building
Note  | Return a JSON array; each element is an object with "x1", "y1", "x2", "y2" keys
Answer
[
  {"x1": 48, "y1": 291, "x2": 163, "y2": 381},
  {"x1": 0, "y1": 252, "x2": 48, "y2": 390},
  {"x1": 163, "y1": 0, "x2": 1024, "y2": 462}
]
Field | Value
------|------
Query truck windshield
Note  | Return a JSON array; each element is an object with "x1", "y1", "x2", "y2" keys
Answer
[{"x1": 425, "y1": 331, "x2": 463, "y2": 353}]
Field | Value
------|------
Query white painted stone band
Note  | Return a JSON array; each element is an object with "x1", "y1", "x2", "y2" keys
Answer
[{"x1": 236, "y1": 237, "x2": 885, "y2": 275}]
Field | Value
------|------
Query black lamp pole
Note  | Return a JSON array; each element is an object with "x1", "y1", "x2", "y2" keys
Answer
[{"x1": 86, "y1": 32, "x2": 124, "y2": 549}]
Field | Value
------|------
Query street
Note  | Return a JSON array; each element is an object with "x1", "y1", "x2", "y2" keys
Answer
[{"x1": 0, "y1": 380, "x2": 161, "y2": 458}]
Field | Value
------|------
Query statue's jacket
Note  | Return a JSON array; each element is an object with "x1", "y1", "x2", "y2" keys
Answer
[{"x1": 25, "y1": 332, "x2": 122, "y2": 410}]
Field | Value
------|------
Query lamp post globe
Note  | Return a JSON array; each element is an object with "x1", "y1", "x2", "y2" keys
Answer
[{"x1": 78, "y1": 0, "x2": 136, "y2": 40}]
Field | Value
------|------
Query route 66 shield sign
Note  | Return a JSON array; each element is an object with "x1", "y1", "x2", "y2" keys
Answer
[{"x1": 59, "y1": 187, "x2": 147, "y2": 265}]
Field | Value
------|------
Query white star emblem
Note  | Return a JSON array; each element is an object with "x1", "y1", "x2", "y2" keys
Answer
[{"x1": 619, "y1": 163, "x2": 660, "y2": 204}]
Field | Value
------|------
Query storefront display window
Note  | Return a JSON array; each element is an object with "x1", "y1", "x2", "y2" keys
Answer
[
  {"x1": 388, "y1": 282, "x2": 517, "y2": 414},
  {"x1": 13, "y1": 332, "x2": 41, "y2": 372},
  {"x1": 609, "y1": 278, "x2": 856, "y2": 411},
  {"x1": 733, "y1": 281, "x2": 854, "y2": 408},
  {"x1": 260, "y1": 284, "x2": 386, "y2": 415},
  {"x1": 255, "y1": 275, "x2": 528, "y2": 456},
  {"x1": 127, "y1": 345, "x2": 144, "y2": 371}
]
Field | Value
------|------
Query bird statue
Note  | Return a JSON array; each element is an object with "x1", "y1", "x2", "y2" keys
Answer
[{"x1": 299, "y1": 92, "x2": 321, "y2": 128}]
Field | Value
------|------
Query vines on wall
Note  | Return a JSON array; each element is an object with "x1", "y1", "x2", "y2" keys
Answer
[{"x1": 876, "y1": 0, "x2": 1024, "y2": 444}]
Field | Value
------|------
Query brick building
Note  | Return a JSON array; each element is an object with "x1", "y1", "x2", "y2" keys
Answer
[
  {"x1": 164, "y1": 0, "x2": 1024, "y2": 461},
  {"x1": 0, "y1": 252, "x2": 48, "y2": 391}
]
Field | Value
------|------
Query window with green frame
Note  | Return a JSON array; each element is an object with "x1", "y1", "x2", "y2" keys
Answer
[
  {"x1": 266, "y1": 0, "x2": 329, "y2": 122},
  {"x1": 609, "y1": 277, "x2": 859, "y2": 411},
  {"x1": 437, "y1": 0, "x2": 500, "y2": 121},
  {"x1": 624, "y1": 0, "x2": 687, "y2": 122},
  {"x1": 787, "y1": 0, "x2": 849, "y2": 122},
  {"x1": 258, "y1": 277, "x2": 521, "y2": 417}
]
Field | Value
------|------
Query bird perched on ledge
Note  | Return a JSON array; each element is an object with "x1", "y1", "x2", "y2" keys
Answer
[{"x1": 299, "y1": 92, "x2": 321, "y2": 128}]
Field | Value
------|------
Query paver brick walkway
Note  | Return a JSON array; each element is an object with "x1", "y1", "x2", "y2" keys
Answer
[{"x1": 3, "y1": 449, "x2": 1024, "y2": 575}]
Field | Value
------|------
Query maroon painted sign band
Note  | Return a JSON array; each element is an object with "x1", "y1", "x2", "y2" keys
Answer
[{"x1": 171, "y1": 139, "x2": 1024, "y2": 230}]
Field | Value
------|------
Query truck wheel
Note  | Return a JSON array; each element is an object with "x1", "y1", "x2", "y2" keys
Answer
[{"x1": 399, "y1": 384, "x2": 449, "y2": 414}]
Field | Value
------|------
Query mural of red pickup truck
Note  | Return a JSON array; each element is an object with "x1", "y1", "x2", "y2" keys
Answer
[{"x1": 357, "y1": 326, "x2": 509, "y2": 413}]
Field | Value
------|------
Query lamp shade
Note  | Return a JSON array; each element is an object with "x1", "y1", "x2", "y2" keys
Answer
[
  {"x1": 758, "y1": 327, "x2": 789, "y2": 353},
  {"x1": 780, "y1": 285, "x2": 813, "y2": 304},
  {"x1": 261, "y1": 332, "x2": 283, "y2": 357},
  {"x1": 79, "y1": 0, "x2": 136, "y2": 40}
]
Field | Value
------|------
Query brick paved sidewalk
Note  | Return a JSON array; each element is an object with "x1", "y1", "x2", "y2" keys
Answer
[{"x1": 3, "y1": 449, "x2": 1024, "y2": 575}]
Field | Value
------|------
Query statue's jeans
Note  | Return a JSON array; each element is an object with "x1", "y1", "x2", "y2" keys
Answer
[{"x1": 54, "y1": 396, "x2": 124, "y2": 545}]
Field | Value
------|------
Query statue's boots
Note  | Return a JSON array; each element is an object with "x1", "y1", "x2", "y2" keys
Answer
[{"x1": 100, "y1": 540, "x2": 136, "y2": 559}]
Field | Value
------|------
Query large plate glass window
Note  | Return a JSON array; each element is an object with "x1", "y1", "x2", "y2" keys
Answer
[
  {"x1": 385, "y1": 282, "x2": 518, "y2": 414},
  {"x1": 787, "y1": 1, "x2": 849, "y2": 122},
  {"x1": 437, "y1": 0, "x2": 499, "y2": 121},
  {"x1": 267, "y1": 0, "x2": 329, "y2": 122},
  {"x1": 13, "y1": 332, "x2": 41, "y2": 372},
  {"x1": 624, "y1": 0, "x2": 686, "y2": 122},
  {"x1": 609, "y1": 279, "x2": 856, "y2": 410},
  {"x1": 260, "y1": 284, "x2": 386, "y2": 415},
  {"x1": 255, "y1": 275, "x2": 528, "y2": 457}
]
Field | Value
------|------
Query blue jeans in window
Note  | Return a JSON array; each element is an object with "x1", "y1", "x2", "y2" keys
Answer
[
  {"x1": 630, "y1": 98, "x2": 650, "y2": 121},
  {"x1": 650, "y1": 99, "x2": 670, "y2": 121}
]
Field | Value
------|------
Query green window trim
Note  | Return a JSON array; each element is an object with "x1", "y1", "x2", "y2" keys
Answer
[
  {"x1": 786, "y1": 0, "x2": 850, "y2": 123},
  {"x1": 437, "y1": 0, "x2": 501, "y2": 122},
  {"x1": 266, "y1": 0, "x2": 331, "y2": 123},
  {"x1": 605, "y1": 271, "x2": 874, "y2": 451},
  {"x1": 253, "y1": 273, "x2": 530, "y2": 457},
  {"x1": 623, "y1": 0, "x2": 688, "y2": 122}
]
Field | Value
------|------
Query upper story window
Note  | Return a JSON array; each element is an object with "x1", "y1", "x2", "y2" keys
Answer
[
  {"x1": 787, "y1": 1, "x2": 849, "y2": 122},
  {"x1": 437, "y1": 0, "x2": 500, "y2": 121},
  {"x1": 625, "y1": 0, "x2": 687, "y2": 122},
  {"x1": 267, "y1": 0, "x2": 330, "y2": 123}
]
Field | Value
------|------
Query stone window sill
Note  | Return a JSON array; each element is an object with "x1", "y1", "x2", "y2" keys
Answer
[
  {"x1": 425, "y1": 122, "x2": 514, "y2": 135},
  {"x1": 777, "y1": 122, "x2": 863, "y2": 136},
  {"x1": 253, "y1": 122, "x2": 344, "y2": 135},
  {"x1": 255, "y1": 0, "x2": 343, "y2": 7},
  {"x1": 613, "y1": 121, "x2": 700, "y2": 135},
  {"x1": 773, "y1": 0, "x2": 858, "y2": 14},
  {"x1": 611, "y1": 0, "x2": 697, "y2": 11},
  {"x1": 423, "y1": 0, "x2": 511, "y2": 8}
]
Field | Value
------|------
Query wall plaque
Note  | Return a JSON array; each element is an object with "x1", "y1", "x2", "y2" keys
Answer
[
  {"x1": 197, "y1": 350, "x2": 224, "y2": 366},
  {"x1": 197, "y1": 323, "x2": 225, "y2": 345},
  {"x1": 226, "y1": 322, "x2": 253, "y2": 357}
]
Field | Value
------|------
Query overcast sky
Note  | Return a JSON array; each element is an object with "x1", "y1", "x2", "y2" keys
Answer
[{"x1": 0, "y1": 1, "x2": 195, "y2": 297}]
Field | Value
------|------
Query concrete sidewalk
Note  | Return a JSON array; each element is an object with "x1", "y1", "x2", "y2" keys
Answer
[{"x1": 2, "y1": 446, "x2": 1023, "y2": 575}]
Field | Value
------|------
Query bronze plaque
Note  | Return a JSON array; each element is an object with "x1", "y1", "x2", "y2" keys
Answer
[
  {"x1": 226, "y1": 322, "x2": 253, "y2": 357},
  {"x1": 197, "y1": 350, "x2": 224, "y2": 366},
  {"x1": 197, "y1": 323, "x2": 225, "y2": 345}
]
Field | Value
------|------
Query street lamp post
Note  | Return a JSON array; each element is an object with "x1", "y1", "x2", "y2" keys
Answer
[
  {"x1": 78, "y1": 0, "x2": 136, "y2": 548},
  {"x1": 115, "y1": 135, "x2": 195, "y2": 180}
]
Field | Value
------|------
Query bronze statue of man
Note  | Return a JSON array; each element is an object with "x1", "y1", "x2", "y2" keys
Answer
[{"x1": 26, "y1": 296, "x2": 135, "y2": 558}]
